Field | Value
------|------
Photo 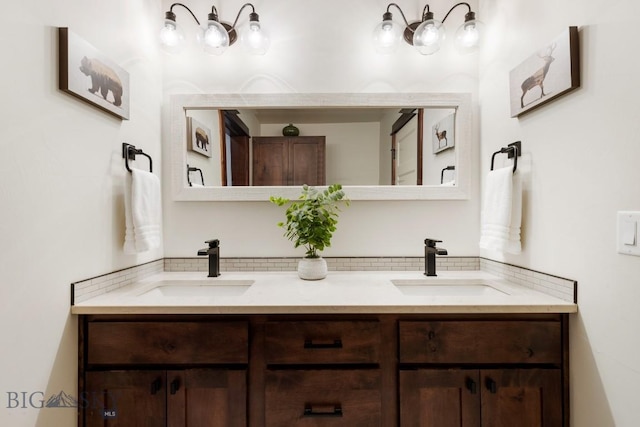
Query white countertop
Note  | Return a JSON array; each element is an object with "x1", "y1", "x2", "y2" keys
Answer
[{"x1": 71, "y1": 270, "x2": 577, "y2": 315}]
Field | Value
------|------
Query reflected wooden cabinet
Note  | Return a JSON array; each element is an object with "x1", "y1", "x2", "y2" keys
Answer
[{"x1": 252, "y1": 136, "x2": 325, "y2": 186}]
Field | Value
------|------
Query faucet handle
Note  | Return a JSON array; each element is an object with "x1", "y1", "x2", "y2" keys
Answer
[
  {"x1": 205, "y1": 239, "x2": 220, "y2": 248},
  {"x1": 424, "y1": 238, "x2": 442, "y2": 247}
]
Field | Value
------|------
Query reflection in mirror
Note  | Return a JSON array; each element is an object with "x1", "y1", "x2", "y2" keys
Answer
[
  {"x1": 170, "y1": 93, "x2": 471, "y2": 201},
  {"x1": 184, "y1": 107, "x2": 457, "y2": 187}
]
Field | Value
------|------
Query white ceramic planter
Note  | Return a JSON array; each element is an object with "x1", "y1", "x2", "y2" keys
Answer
[{"x1": 297, "y1": 257, "x2": 328, "y2": 280}]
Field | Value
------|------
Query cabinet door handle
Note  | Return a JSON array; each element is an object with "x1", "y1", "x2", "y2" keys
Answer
[
  {"x1": 303, "y1": 339, "x2": 343, "y2": 349},
  {"x1": 150, "y1": 377, "x2": 162, "y2": 395},
  {"x1": 170, "y1": 378, "x2": 181, "y2": 395},
  {"x1": 485, "y1": 377, "x2": 497, "y2": 394},
  {"x1": 303, "y1": 404, "x2": 343, "y2": 417},
  {"x1": 465, "y1": 377, "x2": 477, "y2": 394}
]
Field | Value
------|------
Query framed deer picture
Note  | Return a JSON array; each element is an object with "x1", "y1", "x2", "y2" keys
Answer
[
  {"x1": 432, "y1": 113, "x2": 455, "y2": 154},
  {"x1": 509, "y1": 27, "x2": 579, "y2": 117}
]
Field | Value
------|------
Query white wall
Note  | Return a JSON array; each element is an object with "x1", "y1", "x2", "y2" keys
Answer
[
  {"x1": 479, "y1": 0, "x2": 640, "y2": 425},
  {"x1": 0, "y1": 1, "x2": 163, "y2": 426},
  {"x1": 161, "y1": 0, "x2": 481, "y2": 259}
]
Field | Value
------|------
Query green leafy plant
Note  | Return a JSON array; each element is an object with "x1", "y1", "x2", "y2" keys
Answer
[{"x1": 270, "y1": 184, "x2": 349, "y2": 259}]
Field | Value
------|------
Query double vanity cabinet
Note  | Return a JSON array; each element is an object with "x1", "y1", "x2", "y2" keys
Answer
[{"x1": 78, "y1": 312, "x2": 568, "y2": 426}]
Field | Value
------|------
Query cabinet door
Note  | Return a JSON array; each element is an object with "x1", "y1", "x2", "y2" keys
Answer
[
  {"x1": 288, "y1": 136, "x2": 325, "y2": 186},
  {"x1": 84, "y1": 371, "x2": 165, "y2": 427},
  {"x1": 167, "y1": 369, "x2": 247, "y2": 427},
  {"x1": 399, "y1": 369, "x2": 480, "y2": 427},
  {"x1": 253, "y1": 137, "x2": 287, "y2": 186},
  {"x1": 252, "y1": 136, "x2": 326, "y2": 186},
  {"x1": 481, "y1": 369, "x2": 562, "y2": 427}
]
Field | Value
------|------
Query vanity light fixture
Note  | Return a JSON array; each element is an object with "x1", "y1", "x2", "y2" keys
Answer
[
  {"x1": 373, "y1": 2, "x2": 483, "y2": 55},
  {"x1": 159, "y1": 2, "x2": 269, "y2": 55}
]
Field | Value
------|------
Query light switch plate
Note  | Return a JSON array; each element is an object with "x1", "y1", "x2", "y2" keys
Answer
[{"x1": 617, "y1": 211, "x2": 640, "y2": 256}]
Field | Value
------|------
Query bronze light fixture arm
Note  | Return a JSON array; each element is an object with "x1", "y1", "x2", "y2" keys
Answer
[
  {"x1": 229, "y1": 3, "x2": 259, "y2": 31},
  {"x1": 166, "y1": 2, "x2": 201, "y2": 25},
  {"x1": 441, "y1": 2, "x2": 474, "y2": 24},
  {"x1": 384, "y1": 3, "x2": 413, "y2": 30}
]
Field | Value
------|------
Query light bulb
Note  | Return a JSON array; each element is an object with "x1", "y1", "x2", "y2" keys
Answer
[
  {"x1": 454, "y1": 18, "x2": 483, "y2": 54},
  {"x1": 203, "y1": 19, "x2": 230, "y2": 55},
  {"x1": 159, "y1": 18, "x2": 185, "y2": 54},
  {"x1": 241, "y1": 16, "x2": 270, "y2": 55},
  {"x1": 413, "y1": 18, "x2": 445, "y2": 55},
  {"x1": 373, "y1": 13, "x2": 401, "y2": 54}
]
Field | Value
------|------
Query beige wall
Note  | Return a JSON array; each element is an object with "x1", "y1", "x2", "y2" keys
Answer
[
  {"x1": 479, "y1": 0, "x2": 640, "y2": 425},
  {"x1": 161, "y1": 0, "x2": 481, "y2": 259},
  {"x1": 9, "y1": 0, "x2": 638, "y2": 425},
  {"x1": 0, "y1": 1, "x2": 162, "y2": 426}
]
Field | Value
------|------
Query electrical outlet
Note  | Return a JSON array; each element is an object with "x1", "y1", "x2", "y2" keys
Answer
[{"x1": 617, "y1": 211, "x2": 640, "y2": 256}]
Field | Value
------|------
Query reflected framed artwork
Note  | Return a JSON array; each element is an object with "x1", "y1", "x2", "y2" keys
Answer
[
  {"x1": 432, "y1": 113, "x2": 455, "y2": 154},
  {"x1": 187, "y1": 117, "x2": 213, "y2": 157},
  {"x1": 58, "y1": 28, "x2": 130, "y2": 120},
  {"x1": 509, "y1": 26, "x2": 580, "y2": 117}
]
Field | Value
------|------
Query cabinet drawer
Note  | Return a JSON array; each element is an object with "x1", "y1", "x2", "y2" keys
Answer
[
  {"x1": 265, "y1": 370, "x2": 381, "y2": 426},
  {"x1": 87, "y1": 321, "x2": 248, "y2": 365},
  {"x1": 265, "y1": 321, "x2": 380, "y2": 364},
  {"x1": 399, "y1": 320, "x2": 561, "y2": 364}
]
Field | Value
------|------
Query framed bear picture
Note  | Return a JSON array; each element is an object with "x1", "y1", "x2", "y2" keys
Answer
[
  {"x1": 187, "y1": 117, "x2": 213, "y2": 157},
  {"x1": 58, "y1": 27, "x2": 130, "y2": 120}
]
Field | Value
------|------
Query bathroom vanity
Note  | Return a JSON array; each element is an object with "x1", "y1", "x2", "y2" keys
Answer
[{"x1": 74, "y1": 271, "x2": 575, "y2": 426}]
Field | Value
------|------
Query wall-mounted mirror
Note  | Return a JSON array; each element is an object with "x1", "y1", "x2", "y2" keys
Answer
[{"x1": 170, "y1": 93, "x2": 472, "y2": 201}]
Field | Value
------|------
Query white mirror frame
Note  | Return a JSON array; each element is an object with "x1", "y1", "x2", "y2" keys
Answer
[{"x1": 170, "y1": 93, "x2": 472, "y2": 201}]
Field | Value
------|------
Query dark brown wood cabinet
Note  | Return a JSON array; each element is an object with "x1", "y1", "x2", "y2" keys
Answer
[
  {"x1": 398, "y1": 319, "x2": 565, "y2": 427},
  {"x1": 79, "y1": 314, "x2": 568, "y2": 427},
  {"x1": 263, "y1": 320, "x2": 383, "y2": 426},
  {"x1": 252, "y1": 136, "x2": 326, "y2": 186},
  {"x1": 84, "y1": 369, "x2": 246, "y2": 427},
  {"x1": 80, "y1": 319, "x2": 248, "y2": 427}
]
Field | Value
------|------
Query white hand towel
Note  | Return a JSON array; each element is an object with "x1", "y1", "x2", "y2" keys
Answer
[
  {"x1": 124, "y1": 169, "x2": 161, "y2": 253},
  {"x1": 479, "y1": 167, "x2": 522, "y2": 254}
]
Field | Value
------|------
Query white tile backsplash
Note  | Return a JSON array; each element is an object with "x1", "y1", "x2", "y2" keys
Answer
[{"x1": 72, "y1": 257, "x2": 576, "y2": 304}]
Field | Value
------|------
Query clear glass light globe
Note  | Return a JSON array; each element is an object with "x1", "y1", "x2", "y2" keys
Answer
[
  {"x1": 241, "y1": 22, "x2": 270, "y2": 55},
  {"x1": 203, "y1": 20, "x2": 230, "y2": 55},
  {"x1": 454, "y1": 19, "x2": 483, "y2": 54},
  {"x1": 413, "y1": 19, "x2": 445, "y2": 55},
  {"x1": 372, "y1": 19, "x2": 402, "y2": 54},
  {"x1": 159, "y1": 19, "x2": 185, "y2": 54}
]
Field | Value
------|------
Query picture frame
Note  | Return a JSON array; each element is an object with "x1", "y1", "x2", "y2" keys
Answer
[
  {"x1": 432, "y1": 113, "x2": 455, "y2": 154},
  {"x1": 187, "y1": 117, "x2": 213, "y2": 157},
  {"x1": 509, "y1": 26, "x2": 580, "y2": 118},
  {"x1": 58, "y1": 27, "x2": 130, "y2": 120}
]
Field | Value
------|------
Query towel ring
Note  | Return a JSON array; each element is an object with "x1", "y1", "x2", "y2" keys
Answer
[
  {"x1": 490, "y1": 141, "x2": 521, "y2": 173},
  {"x1": 122, "y1": 143, "x2": 153, "y2": 173},
  {"x1": 187, "y1": 164, "x2": 205, "y2": 186},
  {"x1": 440, "y1": 165, "x2": 455, "y2": 184}
]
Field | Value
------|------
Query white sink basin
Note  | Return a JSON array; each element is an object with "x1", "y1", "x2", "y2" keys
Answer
[
  {"x1": 391, "y1": 279, "x2": 508, "y2": 297},
  {"x1": 137, "y1": 280, "x2": 254, "y2": 298}
]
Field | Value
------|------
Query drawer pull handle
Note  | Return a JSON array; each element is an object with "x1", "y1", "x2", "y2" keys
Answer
[
  {"x1": 303, "y1": 339, "x2": 343, "y2": 349},
  {"x1": 303, "y1": 404, "x2": 343, "y2": 417},
  {"x1": 485, "y1": 377, "x2": 497, "y2": 394},
  {"x1": 170, "y1": 378, "x2": 180, "y2": 395},
  {"x1": 150, "y1": 378, "x2": 162, "y2": 395},
  {"x1": 465, "y1": 377, "x2": 477, "y2": 394}
]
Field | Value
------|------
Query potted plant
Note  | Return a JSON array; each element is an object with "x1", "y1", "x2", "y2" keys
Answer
[{"x1": 270, "y1": 184, "x2": 349, "y2": 280}]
